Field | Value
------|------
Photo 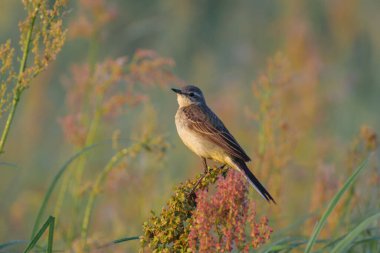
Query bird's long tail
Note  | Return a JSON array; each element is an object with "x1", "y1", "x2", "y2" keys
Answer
[{"x1": 233, "y1": 158, "x2": 276, "y2": 204}]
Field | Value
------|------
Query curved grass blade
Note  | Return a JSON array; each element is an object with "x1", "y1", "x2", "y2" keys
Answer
[
  {"x1": 31, "y1": 144, "x2": 97, "y2": 237},
  {"x1": 331, "y1": 212, "x2": 380, "y2": 253},
  {"x1": 96, "y1": 235, "x2": 140, "y2": 249},
  {"x1": 261, "y1": 238, "x2": 328, "y2": 253},
  {"x1": 314, "y1": 228, "x2": 380, "y2": 253},
  {"x1": 259, "y1": 237, "x2": 303, "y2": 253},
  {"x1": 264, "y1": 239, "x2": 306, "y2": 252},
  {"x1": 304, "y1": 158, "x2": 368, "y2": 253},
  {"x1": 113, "y1": 236, "x2": 140, "y2": 244},
  {"x1": 0, "y1": 240, "x2": 27, "y2": 250},
  {"x1": 313, "y1": 235, "x2": 345, "y2": 253},
  {"x1": 353, "y1": 235, "x2": 380, "y2": 245},
  {"x1": 81, "y1": 140, "x2": 155, "y2": 244},
  {"x1": 24, "y1": 216, "x2": 55, "y2": 253},
  {"x1": 323, "y1": 236, "x2": 380, "y2": 253}
]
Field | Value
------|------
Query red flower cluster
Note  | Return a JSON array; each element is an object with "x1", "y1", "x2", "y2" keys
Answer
[{"x1": 189, "y1": 170, "x2": 273, "y2": 252}]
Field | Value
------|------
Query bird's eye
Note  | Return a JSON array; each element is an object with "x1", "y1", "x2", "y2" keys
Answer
[{"x1": 189, "y1": 92, "x2": 195, "y2": 97}]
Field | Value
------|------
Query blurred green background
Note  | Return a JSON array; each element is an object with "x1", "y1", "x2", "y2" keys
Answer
[{"x1": 1, "y1": 0, "x2": 379, "y2": 251}]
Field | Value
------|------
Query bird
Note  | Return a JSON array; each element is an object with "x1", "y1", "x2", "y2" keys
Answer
[{"x1": 171, "y1": 85, "x2": 275, "y2": 203}]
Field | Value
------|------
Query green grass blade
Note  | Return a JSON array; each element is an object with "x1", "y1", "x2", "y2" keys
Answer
[
  {"x1": 331, "y1": 212, "x2": 380, "y2": 253},
  {"x1": 96, "y1": 235, "x2": 140, "y2": 250},
  {"x1": 113, "y1": 236, "x2": 140, "y2": 244},
  {"x1": 261, "y1": 238, "x2": 329, "y2": 253},
  {"x1": 0, "y1": 240, "x2": 27, "y2": 250},
  {"x1": 304, "y1": 158, "x2": 368, "y2": 253},
  {"x1": 24, "y1": 216, "x2": 54, "y2": 253},
  {"x1": 313, "y1": 235, "x2": 345, "y2": 253},
  {"x1": 31, "y1": 145, "x2": 97, "y2": 237},
  {"x1": 47, "y1": 216, "x2": 55, "y2": 253},
  {"x1": 259, "y1": 237, "x2": 304, "y2": 252},
  {"x1": 352, "y1": 235, "x2": 380, "y2": 246}
]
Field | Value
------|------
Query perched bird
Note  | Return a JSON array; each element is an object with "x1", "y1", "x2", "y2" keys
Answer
[{"x1": 172, "y1": 85, "x2": 275, "y2": 203}]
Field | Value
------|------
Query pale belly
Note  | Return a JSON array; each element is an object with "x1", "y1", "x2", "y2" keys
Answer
[{"x1": 175, "y1": 113, "x2": 227, "y2": 163}]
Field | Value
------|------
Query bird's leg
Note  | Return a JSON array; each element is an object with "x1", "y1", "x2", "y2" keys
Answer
[
  {"x1": 202, "y1": 157, "x2": 208, "y2": 173},
  {"x1": 191, "y1": 158, "x2": 209, "y2": 194},
  {"x1": 191, "y1": 175, "x2": 206, "y2": 194},
  {"x1": 218, "y1": 164, "x2": 228, "y2": 178},
  {"x1": 218, "y1": 164, "x2": 226, "y2": 170}
]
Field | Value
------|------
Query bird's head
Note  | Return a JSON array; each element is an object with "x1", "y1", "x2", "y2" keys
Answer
[{"x1": 171, "y1": 85, "x2": 206, "y2": 107}]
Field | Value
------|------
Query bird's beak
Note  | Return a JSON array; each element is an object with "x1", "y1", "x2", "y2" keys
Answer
[{"x1": 171, "y1": 88, "x2": 183, "y2": 95}]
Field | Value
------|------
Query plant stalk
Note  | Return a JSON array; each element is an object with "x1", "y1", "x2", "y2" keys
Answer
[
  {"x1": 0, "y1": 7, "x2": 39, "y2": 154},
  {"x1": 80, "y1": 141, "x2": 147, "y2": 247}
]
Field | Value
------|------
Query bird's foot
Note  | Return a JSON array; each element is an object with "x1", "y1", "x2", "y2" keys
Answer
[
  {"x1": 190, "y1": 171, "x2": 208, "y2": 195},
  {"x1": 190, "y1": 164, "x2": 227, "y2": 196},
  {"x1": 218, "y1": 164, "x2": 226, "y2": 170},
  {"x1": 219, "y1": 164, "x2": 228, "y2": 178}
]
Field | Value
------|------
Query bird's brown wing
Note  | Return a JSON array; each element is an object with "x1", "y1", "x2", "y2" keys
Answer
[{"x1": 182, "y1": 104, "x2": 251, "y2": 162}]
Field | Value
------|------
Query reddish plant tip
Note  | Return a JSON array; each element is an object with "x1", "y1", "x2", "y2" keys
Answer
[{"x1": 189, "y1": 170, "x2": 273, "y2": 252}]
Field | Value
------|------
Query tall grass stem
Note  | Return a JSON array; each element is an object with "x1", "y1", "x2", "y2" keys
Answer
[
  {"x1": 80, "y1": 141, "x2": 146, "y2": 247},
  {"x1": 31, "y1": 145, "x2": 96, "y2": 237},
  {"x1": 0, "y1": 5, "x2": 40, "y2": 154}
]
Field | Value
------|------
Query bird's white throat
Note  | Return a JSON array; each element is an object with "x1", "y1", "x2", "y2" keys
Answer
[{"x1": 176, "y1": 94, "x2": 193, "y2": 108}]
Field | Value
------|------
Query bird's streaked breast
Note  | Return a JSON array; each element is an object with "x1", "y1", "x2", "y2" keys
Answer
[{"x1": 175, "y1": 109, "x2": 227, "y2": 163}]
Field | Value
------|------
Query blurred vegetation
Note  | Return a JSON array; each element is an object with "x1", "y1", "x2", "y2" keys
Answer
[{"x1": 0, "y1": 0, "x2": 379, "y2": 252}]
